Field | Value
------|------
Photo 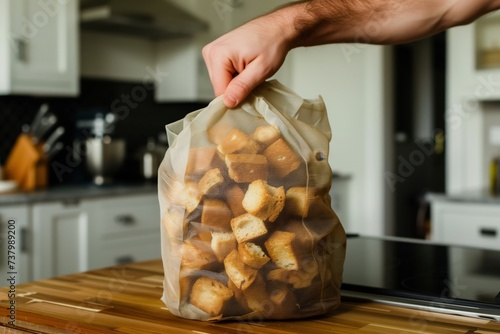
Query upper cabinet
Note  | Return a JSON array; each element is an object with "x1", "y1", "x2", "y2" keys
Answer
[{"x1": 0, "y1": 0, "x2": 79, "y2": 96}]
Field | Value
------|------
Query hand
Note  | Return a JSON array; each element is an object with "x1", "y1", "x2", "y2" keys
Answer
[{"x1": 202, "y1": 11, "x2": 296, "y2": 108}]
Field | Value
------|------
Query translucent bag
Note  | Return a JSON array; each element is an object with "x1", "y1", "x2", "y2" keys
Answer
[{"x1": 159, "y1": 80, "x2": 346, "y2": 321}]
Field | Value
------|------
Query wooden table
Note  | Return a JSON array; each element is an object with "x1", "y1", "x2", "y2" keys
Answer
[{"x1": 1, "y1": 260, "x2": 499, "y2": 333}]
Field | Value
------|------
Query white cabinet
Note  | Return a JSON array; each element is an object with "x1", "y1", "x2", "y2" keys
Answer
[
  {"x1": 431, "y1": 201, "x2": 500, "y2": 250},
  {"x1": 31, "y1": 199, "x2": 89, "y2": 281},
  {"x1": 0, "y1": 0, "x2": 78, "y2": 96},
  {"x1": 87, "y1": 194, "x2": 161, "y2": 269},
  {"x1": 31, "y1": 193, "x2": 161, "y2": 281},
  {"x1": 0, "y1": 205, "x2": 30, "y2": 286}
]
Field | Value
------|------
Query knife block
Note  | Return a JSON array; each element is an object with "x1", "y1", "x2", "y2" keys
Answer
[{"x1": 4, "y1": 134, "x2": 48, "y2": 191}]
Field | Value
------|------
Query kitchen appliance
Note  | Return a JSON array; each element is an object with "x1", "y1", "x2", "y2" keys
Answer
[
  {"x1": 85, "y1": 136, "x2": 125, "y2": 185},
  {"x1": 341, "y1": 235, "x2": 500, "y2": 321},
  {"x1": 137, "y1": 137, "x2": 160, "y2": 181},
  {"x1": 76, "y1": 113, "x2": 125, "y2": 185},
  {"x1": 80, "y1": 0, "x2": 208, "y2": 39}
]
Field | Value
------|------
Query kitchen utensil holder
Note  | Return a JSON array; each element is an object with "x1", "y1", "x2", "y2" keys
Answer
[{"x1": 4, "y1": 134, "x2": 48, "y2": 191}]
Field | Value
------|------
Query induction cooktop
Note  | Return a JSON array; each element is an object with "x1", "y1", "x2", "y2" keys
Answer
[{"x1": 340, "y1": 235, "x2": 500, "y2": 321}]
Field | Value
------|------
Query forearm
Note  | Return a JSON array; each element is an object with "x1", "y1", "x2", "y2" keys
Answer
[{"x1": 275, "y1": 0, "x2": 500, "y2": 47}]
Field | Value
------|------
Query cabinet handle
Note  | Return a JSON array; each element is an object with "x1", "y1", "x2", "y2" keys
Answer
[
  {"x1": 479, "y1": 228, "x2": 497, "y2": 237},
  {"x1": 115, "y1": 215, "x2": 136, "y2": 226},
  {"x1": 115, "y1": 255, "x2": 134, "y2": 265},
  {"x1": 20, "y1": 227, "x2": 27, "y2": 253},
  {"x1": 16, "y1": 38, "x2": 27, "y2": 63}
]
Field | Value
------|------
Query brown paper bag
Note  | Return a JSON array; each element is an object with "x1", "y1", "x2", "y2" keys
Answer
[{"x1": 158, "y1": 80, "x2": 346, "y2": 321}]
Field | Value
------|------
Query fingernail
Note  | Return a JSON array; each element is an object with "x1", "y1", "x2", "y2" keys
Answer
[{"x1": 224, "y1": 94, "x2": 238, "y2": 108}]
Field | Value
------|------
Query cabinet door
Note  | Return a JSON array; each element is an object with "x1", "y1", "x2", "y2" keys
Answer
[
  {"x1": 8, "y1": 0, "x2": 78, "y2": 96},
  {"x1": 32, "y1": 200, "x2": 89, "y2": 281},
  {"x1": 0, "y1": 205, "x2": 30, "y2": 286},
  {"x1": 431, "y1": 201, "x2": 500, "y2": 250}
]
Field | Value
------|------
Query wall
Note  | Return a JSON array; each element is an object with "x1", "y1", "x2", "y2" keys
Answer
[
  {"x1": 284, "y1": 44, "x2": 393, "y2": 236},
  {"x1": 0, "y1": 79, "x2": 207, "y2": 186}
]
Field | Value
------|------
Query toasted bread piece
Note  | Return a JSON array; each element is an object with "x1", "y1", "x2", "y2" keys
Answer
[
  {"x1": 198, "y1": 168, "x2": 225, "y2": 196},
  {"x1": 186, "y1": 147, "x2": 216, "y2": 176},
  {"x1": 211, "y1": 231, "x2": 237, "y2": 262},
  {"x1": 217, "y1": 129, "x2": 260, "y2": 155},
  {"x1": 285, "y1": 186, "x2": 334, "y2": 219},
  {"x1": 241, "y1": 274, "x2": 269, "y2": 313},
  {"x1": 201, "y1": 199, "x2": 233, "y2": 230},
  {"x1": 265, "y1": 231, "x2": 299, "y2": 270},
  {"x1": 181, "y1": 181, "x2": 202, "y2": 214},
  {"x1": 242, "y1": 179, "x2": 285, "y2": 222},
  {"x1": 250, "y1": 125, "x2": 281, "y2": 150},
  {"x1": 225, "y1": 184, "x2": 246, "y2": 217},
  {"x1": 224, "y1": 249, "x2": 258, "y2": 291},
  {"x1": 230, "y1": 213, "x2": 268, "y2": 243},
  {"x1": 181, "y1": 240, "x2": 218, "y2": 271},
  {"x1": 190, "y1": 276, "x2": 234, "y2": 316},
  {"x1": 238, "y1": 242, "x2": 270, "y2": 269},
  {"x1": 267, "y1": 257, "x2": 319, "y2": 289},
  {"x1": 268, "y1": 282, "x2": 299, "y2": 318},
  {"x1": 225, "y1": 154, "x2": 268, "y2": 183},
  {"x1": 263, "y1": 138, "x2": 301, "y2": 178}
]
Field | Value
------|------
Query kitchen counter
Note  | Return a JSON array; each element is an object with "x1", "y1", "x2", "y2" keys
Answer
[
  {"x1": 0, "y1": 182, "x2": 158, "y2": 206},
  {"x1": 1, "y1": 260, "x2": 499, "y2": 333},
  {"x1": 427, "y1": 189, "x2": 500, "y2": 204}
]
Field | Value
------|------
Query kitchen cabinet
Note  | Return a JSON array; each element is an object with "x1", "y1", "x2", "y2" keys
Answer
[
  {"x1": 31, "y1": 199, "x2": 90, "y2": 281},
  {"x1": 31, "y1": 193, "x2": 161, "y2": 281},
  {"x1": 87, "y1": 194, "x2": 161, "y2": 269},
  {"x1": 154, "y1": 0, "x2": 290, "y2": 102},
  {"x1": 446, "y1": 12, "x2": 500, "y2": 194},
  {"x1": 0, "y1": 205, "x2": 30, "y2": 286},
  {"x1": 431, "y1": 200, "x2": 500, "y2": 250},
  {"x1": 0, "y1": 0, "x2": 79, "y2": 96}
]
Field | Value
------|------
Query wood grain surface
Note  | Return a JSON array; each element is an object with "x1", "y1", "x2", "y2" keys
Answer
[{"x1": 0, "y1": 260, "x2": 499, "y2": 333}]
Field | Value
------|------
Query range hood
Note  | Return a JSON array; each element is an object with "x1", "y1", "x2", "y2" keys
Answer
[{"x1": 80, "y1": 0, "x2": 209, "y2": 39}]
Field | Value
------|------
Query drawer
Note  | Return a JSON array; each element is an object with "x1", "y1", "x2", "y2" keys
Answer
[
  {"x1": 438, "y1": 211, "x2": 500, "y2": 250},
  {"x1": 93, "y1": 195, "x2": 160, "y2": 239},
  {"x1": 89, "y1": 234, "x2": 161, "y2": 270}
]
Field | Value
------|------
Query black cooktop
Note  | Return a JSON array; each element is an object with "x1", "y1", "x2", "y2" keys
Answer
[{"x1": 340, "y1": 235, "x2": 500, "y2": 321}]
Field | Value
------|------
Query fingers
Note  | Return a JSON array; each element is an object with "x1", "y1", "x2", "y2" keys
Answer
[
  {"x1": 202, "y1": 44, "x2": 233, "y2": 98},
  {"x1": 223, "y1": 60, "x2": 269, "y2": 108}
]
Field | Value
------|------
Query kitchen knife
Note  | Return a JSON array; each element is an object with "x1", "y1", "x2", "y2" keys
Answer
[
  {"x1": 33, "y1": 114, "x2": 57, "y2": 144},
  {"x1": 45, "y1": 142, "x2": 64, "y2": 160},
  {"x1": 42, "y1": 126, "x2": 65, "y2": 153},
  {"x1": 29, "y1": 103, "x2": 49, "y2": 136}
]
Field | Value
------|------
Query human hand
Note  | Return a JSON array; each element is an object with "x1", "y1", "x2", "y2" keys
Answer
[{"x1": 202, "y1": 11, "x2": 297, "y2": 108}]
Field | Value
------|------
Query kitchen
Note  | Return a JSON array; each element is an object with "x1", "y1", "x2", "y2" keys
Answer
[{"x1": 1, "y1": 0, "x2": 500, "y2": 331}]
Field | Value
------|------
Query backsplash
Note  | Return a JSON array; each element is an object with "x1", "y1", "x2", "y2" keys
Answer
[{"x1": 0, "y1": 78, "x2": 209, "y2": 186}]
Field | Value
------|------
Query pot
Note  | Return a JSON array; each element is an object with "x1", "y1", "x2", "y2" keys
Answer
[{"x1": 85, "y1": 136, "x2": 125, "y2": 185}]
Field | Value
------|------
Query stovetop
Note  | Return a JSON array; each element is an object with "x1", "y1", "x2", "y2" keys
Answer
[{"x1": 340, "y1": 235, "x2": 500, "y2": 321}]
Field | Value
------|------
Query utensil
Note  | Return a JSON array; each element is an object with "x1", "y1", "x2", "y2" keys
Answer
[
  {"x1": 30, "y1": 103, "x2": 49, "y2": 135},
  {"x1": 46, "y1": 142, "x2": 64, "y2": 160},
  {"x1": 33, "y1": 114, "x2": 57, "y2": 144},
  {"x1": 42, "y1": 126, "x2": 65, "y2": 153}
]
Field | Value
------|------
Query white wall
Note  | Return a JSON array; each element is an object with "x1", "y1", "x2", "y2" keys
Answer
[
  {"x1": 284, "y1": 44, "x2": 392, "y2": 236},
  {"x1": 80, "y1": 32, "x2": 155, "y2": 82}
]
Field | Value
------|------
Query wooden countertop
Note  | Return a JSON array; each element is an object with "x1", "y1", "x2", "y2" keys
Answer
[{"x1": 1, "y1": 260, "x2": 499, "y2": 333}]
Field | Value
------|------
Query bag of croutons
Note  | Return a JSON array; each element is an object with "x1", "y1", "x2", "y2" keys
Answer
[{"x1": 159, "y1": 80, "x2": 346, "y2": 321}]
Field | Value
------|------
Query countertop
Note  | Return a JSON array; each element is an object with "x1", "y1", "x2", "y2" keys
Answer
[
  {"x1": 427, "y1": 189, "x2": 500, "y2": 204},
  {"x1": 0, "y1": 182, "x2": 158, "y2": 206},
  {"x1": 1, "y1": 260, "x2": 499, "y2": 333}
]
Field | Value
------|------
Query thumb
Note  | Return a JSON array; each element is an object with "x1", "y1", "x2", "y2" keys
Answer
[{"x1": 223, "y1": 61, "x2": 268, "y2": 108}]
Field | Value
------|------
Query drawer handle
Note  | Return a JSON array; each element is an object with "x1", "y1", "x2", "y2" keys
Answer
[
  {"x1": 115, "y1": 255, "x2": 134, "y2": 265},
  {"x1": 115, "y1": 215, "x2": 136, "y2": 226},
  {"x1": 479, "y1": 228, "x2": 497, "y2": 237}
]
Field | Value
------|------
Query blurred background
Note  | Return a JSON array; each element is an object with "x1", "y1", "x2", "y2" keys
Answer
[{"x1": 1, "y1": 0, "x2": 500, "y2": 284}]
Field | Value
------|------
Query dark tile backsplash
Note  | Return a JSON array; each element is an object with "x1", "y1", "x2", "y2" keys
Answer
[{"x1": 0, "y1": 78, "x2": 209, "y2": 186}]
